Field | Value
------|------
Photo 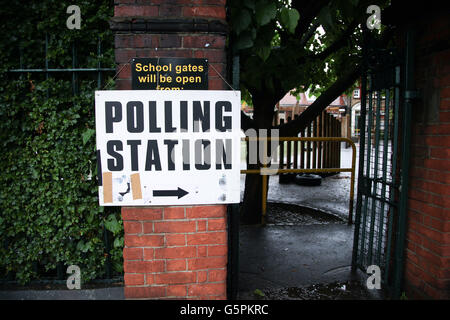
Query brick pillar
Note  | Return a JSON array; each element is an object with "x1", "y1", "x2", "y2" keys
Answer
[
  {"x1": 403, "y1": 10, "x2": 450, "y2": 300},
  {"x1": 122, "y1": 206, "x2": 228, "y2": 299},
  {"x1": 110, "y1": 0, "x2": 229, "y2": 299},
  {"x1": 111, "y1": 0, "x2": 227, "y2": 91}
]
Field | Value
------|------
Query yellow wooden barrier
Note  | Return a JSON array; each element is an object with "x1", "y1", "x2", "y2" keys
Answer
[{"x1": 241, "y1": 137, "x2": 357, "y2": 225}]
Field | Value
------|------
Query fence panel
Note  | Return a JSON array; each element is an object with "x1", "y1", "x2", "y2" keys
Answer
[{"x1": 278, "y1": 111, "x2": 342, "y2": 175}]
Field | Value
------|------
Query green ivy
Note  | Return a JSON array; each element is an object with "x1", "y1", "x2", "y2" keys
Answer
[{"x1": 0, "y1": 0, "x2": 123, "y2": 284}]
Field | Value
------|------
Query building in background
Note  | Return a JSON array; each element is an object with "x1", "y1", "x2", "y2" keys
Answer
[{"x1": 241, "y1": 90, "x2": 350, "y2": 139}]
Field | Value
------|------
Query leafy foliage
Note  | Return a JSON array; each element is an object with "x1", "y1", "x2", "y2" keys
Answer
[
  {"x1": 0, "y1": 0, "x2": 122, "y2": 284},
  {"x1": 229, "y1": 0, "x2": 389, "y2": 109}
]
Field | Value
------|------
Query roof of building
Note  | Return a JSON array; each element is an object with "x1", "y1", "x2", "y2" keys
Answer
[{"x1": 278, "y1": 91, "x2": 347, "y2": 107}]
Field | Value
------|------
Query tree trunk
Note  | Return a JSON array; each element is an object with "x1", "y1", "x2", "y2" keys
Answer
[
  {"x1": 241, "y1": 167, "x2": 266, "y2": 224},
  {"x1": 240, "y1": 96, "x2": 275, "y2": 224}
]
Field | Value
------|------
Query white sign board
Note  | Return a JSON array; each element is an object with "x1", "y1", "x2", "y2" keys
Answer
[{"x1": 95, "y1": 90, "x2": 241, "y2": 206}]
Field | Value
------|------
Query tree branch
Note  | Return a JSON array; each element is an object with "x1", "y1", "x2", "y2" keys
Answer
[
  {"x1": 298, "y1": 19, "x2": 321, "y2": 49},
  {"x1": 308, "y1": 19, "x2": 359, "y2": 61},
  {"x1": 241, "y1": 110, "x2": 255, "y2": 132},
  {"x1": 278, "y1": 63, "x2": 362, "y2": 137},
  {"x1": 292, "y1": 0, "x2": 332, "y2": 38},
  {"x1": 278, "y1": 23, "x2": 396, "y2": 137}
]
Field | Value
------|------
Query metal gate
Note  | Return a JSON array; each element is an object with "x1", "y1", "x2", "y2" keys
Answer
[{"x1": 351, "y1": 30, "x2": 415, "y2": 299}]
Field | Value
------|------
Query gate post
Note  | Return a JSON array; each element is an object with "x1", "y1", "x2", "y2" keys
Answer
[{"x1": 110, "y1": 0, "x2": 229, "y2": 299}]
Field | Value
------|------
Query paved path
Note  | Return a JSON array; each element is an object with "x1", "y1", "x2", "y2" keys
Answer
[
  {"x1": 238, "y1": 224, "x2": 355, "y2": 298},
  {"x1": 236, "y1": 143, "x2": 369, "y2": 299},
  {"x1": 0, "y1": 287, "x2": 124, "y2": 300}
]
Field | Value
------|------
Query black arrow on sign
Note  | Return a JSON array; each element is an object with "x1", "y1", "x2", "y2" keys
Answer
[{"x1": 153, "y1": 187, "x2": 188, "y2": 199}]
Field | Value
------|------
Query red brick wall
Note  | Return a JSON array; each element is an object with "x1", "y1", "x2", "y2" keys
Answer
[
  {"x1": 404, "y1": 11, "x2": 450, "y2": 299},
  {"x1": 114, "y1": 0, "x2": 227, "y2": 20},
  {"x1": 112, "y1": 0, "x2": 227, "y2": 91},
  {"x1": 111, "y1": 0, "x2": 229, "y2": 299},
  {"x1": 122, "y1": 206, "x2": 228, "y2": 299}
]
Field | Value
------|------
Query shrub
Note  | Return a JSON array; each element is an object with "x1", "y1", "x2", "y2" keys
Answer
[{"x1": 0, "y1": 0, "x2": 123, "y2": 284}]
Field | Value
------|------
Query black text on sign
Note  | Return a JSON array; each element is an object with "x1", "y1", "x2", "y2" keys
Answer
[{"x1": 95, "y1": 90, "x2": 241, "y2": 206}]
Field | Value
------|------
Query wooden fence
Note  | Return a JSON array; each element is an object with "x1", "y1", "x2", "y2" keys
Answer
[{"x1": 279, "y1": 111, "x2": 342, "y2": 175}]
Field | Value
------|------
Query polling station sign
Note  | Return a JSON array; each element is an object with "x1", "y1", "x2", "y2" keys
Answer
[{"x1": 95, "y1": 90, "x2": 241, "y2": 206}]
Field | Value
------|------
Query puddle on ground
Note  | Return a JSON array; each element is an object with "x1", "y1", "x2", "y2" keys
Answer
[{"x1": 253, "y1": 280, "x2": 383, "y2": 300}]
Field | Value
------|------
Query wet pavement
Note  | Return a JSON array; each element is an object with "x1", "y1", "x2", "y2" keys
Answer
[
  {"x1": 236, "y1": 202, "x2": 383, "y2": 300},
  {"x1": 236, "y1": 144, "x2": 381, "y2": 299},
  {"x1": 0, "y1": 287, "x2": 124, "y2": 300},
  {"x1": 237, "y1": 223, "x2": 355, "y2": 298}
]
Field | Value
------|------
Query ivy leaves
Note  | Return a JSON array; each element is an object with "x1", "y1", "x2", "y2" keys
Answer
[
  {"x1": 0, "y1": 0, "x2": 122, "y2": 285},
  {"x1": 104, "y1": 214, "x2": 122, "y2": 235},
  {"x1": 0, "y1": 76, "x2": 123, "y2": 285},
  {"x1": 82, "y1": 128, "x2": 95, "y2": 145}
]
